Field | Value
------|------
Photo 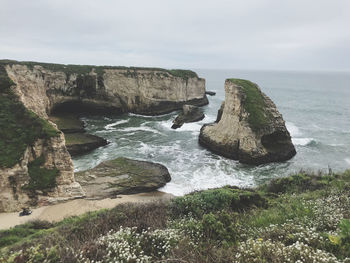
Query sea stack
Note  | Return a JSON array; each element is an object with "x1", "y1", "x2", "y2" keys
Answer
[{"x1": 199, "y1": 78, "x2": 296, "y2": 165}]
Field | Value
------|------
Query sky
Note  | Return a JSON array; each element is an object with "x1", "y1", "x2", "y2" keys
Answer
[{"x1": 1, "y1": 0, "x2": 350, "y2": 71}]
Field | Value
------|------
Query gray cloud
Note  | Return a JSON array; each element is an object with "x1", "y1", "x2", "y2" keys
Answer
[{"x1": 1, "y1": 0, "x2": 349, "y2": 70}]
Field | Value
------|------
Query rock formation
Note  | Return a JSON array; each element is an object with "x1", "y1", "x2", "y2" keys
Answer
[
  {"x1": 171, "y1": 105, "x2": 205, "y2": 129},
  {"x1": 205, "y1": 91, "x2": 216, "y2": 96},
  {"x1": 3, "y1": 60, "x2": 207, "y2": 117},
  {"x1": 50, "y1": 114, "x2": 108, "y2": 156},
  {"x1": 75, "y1": 157, "x2": 171, "y2": 198},
  {"x1": 0, "y1": 60, "x2": 204, "y2": 212},
  {"x1": 199, "y1": 79, "x2": 296, "y2": 165}
]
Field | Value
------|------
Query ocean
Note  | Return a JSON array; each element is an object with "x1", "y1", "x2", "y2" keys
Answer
[{"x1": 73, "y1": 69, "x2": 350, "y2": 196}]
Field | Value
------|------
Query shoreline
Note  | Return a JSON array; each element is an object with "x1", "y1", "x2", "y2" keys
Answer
[{"x1": 0, "y1": 191, "x2": 173, "y2": 230}]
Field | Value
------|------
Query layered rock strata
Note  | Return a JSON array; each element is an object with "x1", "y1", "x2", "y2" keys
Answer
[
  {"x1": 50, "y1": 114, "x2": 108, "y2": 156},
  {"x1": 199, "y1": 79, "x2": 296, "y2": 164},
  {"x1": 3, "y1": 60, "x2": 207, "y2": 117}
]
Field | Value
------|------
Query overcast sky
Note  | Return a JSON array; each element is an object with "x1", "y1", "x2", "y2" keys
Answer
[{"x1": 1, "y1": 0, "x2": 349, "y2": 71}]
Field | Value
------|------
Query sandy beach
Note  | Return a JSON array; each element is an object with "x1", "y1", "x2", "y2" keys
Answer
[{"x1": 0, "y1": 191, "x2": 173, "y2": 230}]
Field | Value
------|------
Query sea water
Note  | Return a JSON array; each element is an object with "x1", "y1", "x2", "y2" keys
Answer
[{"x1": 73, "y1": 69, "x2": 350, "y2": 195}]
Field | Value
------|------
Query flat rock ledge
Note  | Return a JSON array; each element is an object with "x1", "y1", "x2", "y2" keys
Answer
[
  {"x1": 75, "y1": 157, "x2": 171, "y2": 199},
  {"x1": 171, "y1": 105, "x2": 205, "y2": 129},
  {"x1": 50, "y1": 113, "x2": 108, "y2": 156},
  {"x1": 199, "y1": 78, "x2": 296, "y2": 165},
  {"x1": 65, "y1": 133, "x2": 108, "y2": 156}
]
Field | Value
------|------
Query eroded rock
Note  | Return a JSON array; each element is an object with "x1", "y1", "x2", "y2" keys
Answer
[
  {"x1": 75, "y1": 157, "x2": 171, "y2": 198},
  {"x1": 171, "y1": 105, "x2": 205, "y2": 129},
  {"x1": 199, "y1": 79, "x2": 296, "y2": 165},
  {"x1": 49, "y1": 113, "x2": 108, "y2": 156}
]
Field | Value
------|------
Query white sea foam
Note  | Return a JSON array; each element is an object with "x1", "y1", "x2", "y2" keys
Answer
[
  {"x1": 160, "y1": 165, "x2": 254, "y2": 196},
  {"x1": 105, "y1": 119, "x2": 129, "y2": 130},
  {"x1": 292, "y1": 138, "x2": 314, "y2": 146},
  {"x1": 345, "y1": 158, "x2": 350, "y2": 165},
  {"x1": 286, "y1": 122, "x2": 302, "y2": 137},
  {"x1": 118, "y1": 126, "x2": 164, "y2": 135},
  {"x1": 177, "y1": 122, "x2": 202, "y2": 132},
  {"x1": 128, "y1": 112, "x2": 174, "y2": 118}
]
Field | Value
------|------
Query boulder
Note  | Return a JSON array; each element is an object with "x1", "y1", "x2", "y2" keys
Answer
[
  {"x1": 199, "y1": 78, "x2": 296, "y2": 165},
  {"x1": 171, "y1": 105, "x2": 205, "y2": 129},
  {"x1": 75, "y1": 157, "x2": 171, "y2": 198}
]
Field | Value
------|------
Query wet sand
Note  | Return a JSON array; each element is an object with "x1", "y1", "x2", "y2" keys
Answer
[{"x1": 0, "y1": 191, "x2": 173, "y2": 230}]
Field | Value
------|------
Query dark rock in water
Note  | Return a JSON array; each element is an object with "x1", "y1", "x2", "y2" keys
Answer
[
  {"x1": 65, "y1": 133, "x2": 108, "y2": 156},
  {"x1": 171, "y1": 105, "x2": 205, "y2": 129},
  {"x1": 215, "y1": 102, "x2": 225, "y2": 123},
  {"x1": 75, "y1": 157, "x2": 171, "y2": 198},
  {"x1": 205, "y1": 91, "x2": 216, "y2": 96},
  {"x1": 199, "y1": 78, "x2": 296, "y2": 165}
]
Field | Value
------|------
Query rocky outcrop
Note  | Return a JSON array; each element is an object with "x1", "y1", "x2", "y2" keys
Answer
[
  {"x1": 0, "y1": 60, "x2": 205, "y2": 211},
  {"x1": 199, "y1": 79, "x2": 296, "y2": 165},
  {"x1": 75, "y1": 157, "x2": 171, "y2": 198},
  {"x1": 3, "y1": 60, "x2": 208, "y2": 118},
  {"x1": 0, "y1": 133, "x2": 84, "y2": 212},
  {"x1": 171, "y1": 105, "x2": 205, "y2": 129},
  {"x1": 50, "y1": 113, "x2": 108, "y2": 156}
]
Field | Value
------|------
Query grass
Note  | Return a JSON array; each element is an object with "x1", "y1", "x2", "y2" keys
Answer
[
  {"x1": 64, "y1": 133, "x2": 100, "y2": 145},
  {"x1": 106, "y1": 157, "x2": 148, "y2": 175},
  {"x1": 0, "y1": 59, "x2": 199, "y2": 80},
  {"x1": 0, "y1": 65, "x2": 59, "y2": 168},
  {"x1": 1, "y1": 170, "x2": 350, "y2": 262},
  {"x1": 24, "y1": 156, "x2": 59, "y2": 191},
  {"x1": 228, "y1": 78, "x2": 273, "y2": 130}
]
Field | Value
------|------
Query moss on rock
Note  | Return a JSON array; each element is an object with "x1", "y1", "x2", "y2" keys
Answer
[
  {"x1": 0, "y1": 65, "x2": 59, "y2": 168},
  {"x1": 228, "y1": 78, "x2": 272, "y2": 130},
  {"x1": 24, "y1": 156, "x2": 59, "y2": 191}
]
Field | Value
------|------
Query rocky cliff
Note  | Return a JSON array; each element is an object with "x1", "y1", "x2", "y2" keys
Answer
[
  {"x1": 199, "y1": 79, "x2": 296, "y2": 164},
  {"x1": 3, "y1": 60, "x2": 207, "y2": 117},
  {"x1": 0, "y1": 60, "x2": 206, "y2": 212}
]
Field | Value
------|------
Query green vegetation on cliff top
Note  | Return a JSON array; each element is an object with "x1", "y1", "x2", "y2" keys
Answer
[
  {"x1": 0, "y1": 59, "x2": 198, "y2": 79},
  {"x1": 228, "y1": 78, "x2": 272, "y2": 130},
  {"x1": 0, "y1": 65, "x2": 59, "y2": 168},
  {"x1": 1, "y1": 170, "x2": 350, "y2": 262}
]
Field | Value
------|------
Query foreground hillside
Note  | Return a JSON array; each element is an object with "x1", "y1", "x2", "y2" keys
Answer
[{"x1": 1, "y1": 170, "x2": 350, "y2": 262}]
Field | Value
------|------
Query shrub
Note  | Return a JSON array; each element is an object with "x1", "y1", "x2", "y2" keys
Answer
[
  {"x1": 25, "y1": 156, "x2": 59, "y2": 191},
  {"x1": 170, "y1": 187, "x2": 267, "y2": 218}
]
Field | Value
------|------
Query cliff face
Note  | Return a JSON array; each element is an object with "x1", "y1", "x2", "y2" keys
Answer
[
  {"x1": 199, "y1": 79, "x2": 296, "y2": 165},
  {"x1": 5, "y1": 62, "x2": 207, "y2": 117},
  {"x1": 0, "y1": 132, "x2": 84, "y2": 212},
  {"x1": 0, "y1": 60, "x2": 206, "y2": 212}
]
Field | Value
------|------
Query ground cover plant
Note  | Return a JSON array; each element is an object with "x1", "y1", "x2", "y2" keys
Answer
[{"x1": 1, "y1": 170, "x2": 350, "y2": 262}]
